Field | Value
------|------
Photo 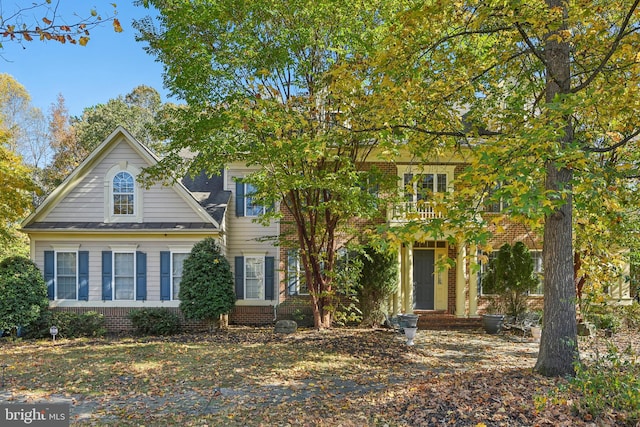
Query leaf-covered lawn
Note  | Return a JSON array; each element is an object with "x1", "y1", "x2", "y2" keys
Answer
[{"x1": 0, "y1": 327, "x2": 636, "y2": 426}]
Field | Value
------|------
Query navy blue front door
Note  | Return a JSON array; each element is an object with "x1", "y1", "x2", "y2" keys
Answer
[{"x1": 413, "y1": 250, "x2": 435, "y2": 310}]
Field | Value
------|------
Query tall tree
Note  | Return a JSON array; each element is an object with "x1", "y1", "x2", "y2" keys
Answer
[
  {"x1": 135, "y1": 0, "x2": 401, "y2": 328},
  {"x1": 73, "y1": 85, "x2": 164, "y2": 153},
  {"x1": 347, "y1": 1, "x2": 640, "y2": 376},
  {"x1": 42, "y1": 94, "x2": 83, "y2": 192},
  {"x1": 0, "y1": 73, "x2": 49, "y2": 167},
  {"x1": 0, "y1": 123, "x2": 36, "y2": 243}
]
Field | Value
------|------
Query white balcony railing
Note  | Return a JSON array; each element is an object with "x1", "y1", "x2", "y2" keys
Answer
[{"x1": 391, "y1": 201, "x2": 444, "y2": 221}]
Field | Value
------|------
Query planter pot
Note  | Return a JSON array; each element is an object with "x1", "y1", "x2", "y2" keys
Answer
[
  {"x1": 398, "y1": 314, "x2": 419, "y2": 329},
  {"x1": 404, "y1": 326, "x2": 417, "y2": 346},
  {"x1": 482, "y1": 314, "x2": 505, "y2": 334}
]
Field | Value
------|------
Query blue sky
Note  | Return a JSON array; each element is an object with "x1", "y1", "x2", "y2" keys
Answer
[{"x1": 0, "y1": 1, "x2": 172, "y2": 118}]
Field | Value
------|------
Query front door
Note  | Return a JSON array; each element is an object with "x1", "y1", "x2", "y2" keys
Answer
[{"x1": 413, "y1": 249, "x2": 435, "y2": 310}]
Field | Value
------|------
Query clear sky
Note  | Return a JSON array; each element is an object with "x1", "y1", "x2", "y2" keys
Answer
[{"x1": 0, "y1": 1, "x2": 172, "y2": 118}]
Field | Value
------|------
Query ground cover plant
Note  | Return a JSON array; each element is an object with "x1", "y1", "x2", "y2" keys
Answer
[{"x1": 0, "y1": 327, "x2": 637, "y2": 426}]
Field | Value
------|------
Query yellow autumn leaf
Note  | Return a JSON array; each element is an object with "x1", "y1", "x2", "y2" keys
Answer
[{"x1": 113, "y1": 18, "x2": 123, "y2": 33}]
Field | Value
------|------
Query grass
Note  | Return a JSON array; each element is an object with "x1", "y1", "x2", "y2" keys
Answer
[{"x1": 0, "y1": 327, "x2": 637, "y2": 426}]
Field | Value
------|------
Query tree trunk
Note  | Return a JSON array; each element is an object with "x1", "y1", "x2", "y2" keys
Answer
[{"x1": 534, "y1": 0, "x2": 579, "y2": 377}]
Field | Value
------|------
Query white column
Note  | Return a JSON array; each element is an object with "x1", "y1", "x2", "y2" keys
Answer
[
  {"x1": 404, "y1": 244, "x2": 413, "y2": 312},
  {"x1": 392, "y1": 247, "x2": 402, "y2": 315},
  {"x1": 469, "y1": 244, "x2": 478, "y2": 316},
  {"x1": 456, "y1": 243, "x2": 466, "y2": 318}
]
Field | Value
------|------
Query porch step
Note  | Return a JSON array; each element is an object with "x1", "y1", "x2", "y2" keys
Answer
[{"x1": 413, "y1": 311, "x2": 482, "y2": 330}]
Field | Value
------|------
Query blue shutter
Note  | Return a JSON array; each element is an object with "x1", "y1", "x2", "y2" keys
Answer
[
  {"x1": 78, "y1": 251, "x2": 89, "y2": 301},
  {"x1": 160, "y1": 251, "x2": 171, "y2": 301},
  {"x1": 265, "y1": 256, "x2": 275, "y2": 300},
  {"x1": 235, "y1": 181, "x2": 245, "y2": 217},
  {"x1": 102, "y1": 251, "x2": 112, "y2": 300},
  {"x1": 136, "y1": 251, "x2": 147, "y2": 301},
  {"x1": 235, "y1": 256, "x2": 244, "y2": 299},
  {"x1": 44, "y1": 251, "x2": 55, "y2": 300}
]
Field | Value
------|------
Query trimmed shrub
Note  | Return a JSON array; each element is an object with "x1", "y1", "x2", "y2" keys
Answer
[
  {"x1": 0, "y1": 256, "x2": 48, "y2": 334},
  {"x1": 129, "y1": 308, "x2": 181, "y2": 336},
  {"x1": 179, "y1": 237, "x2": 236, "y2": 329},
  {"x1": 24, "y1": 310, "x2": 106, "y2": 339}
]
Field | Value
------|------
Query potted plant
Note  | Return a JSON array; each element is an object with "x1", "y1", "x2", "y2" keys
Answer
[{"x1": 481, "y1": 242, "x2": 540, "y2": 334}]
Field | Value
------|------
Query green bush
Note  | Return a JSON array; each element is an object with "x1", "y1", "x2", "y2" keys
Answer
[
  {"x1": 590, "y1": 312, "x2": 622, "y2": 333},
  {"x1": 24, "y1": 310, "x2": 106, "y2": 339},
  {"x1": 482, "y1": 242, "x2": 539, "y2": 320},
  {"x1": 329, "y1": 248, "x2": 364, "y2": 326},
  {"x1": 0, "y1": 256, "x2": 48, "y2": 334},
  {"x1": 129, "y1": 308, "x2": 181, "y2": 336},
  {"x1": 569, "y1": 345, "x2": 640, "y2": 425},
  {"x1": 357, "y1": 246, "x2": 398, "y2": 327},
  {"x1": 179, "y1": 237, "x2": 236, "y2": 329},
  {"x1": 620, "y1": 302, "x2": 640, "y2": 330}
]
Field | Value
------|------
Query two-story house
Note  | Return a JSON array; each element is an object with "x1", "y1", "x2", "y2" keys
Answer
[{"x1": 21, "y1": 127, "x2": 632, "y2": 331}]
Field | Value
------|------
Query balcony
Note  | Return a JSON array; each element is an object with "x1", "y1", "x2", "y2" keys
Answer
[{"x1": 390, "y1": 201, "x2": 444, "y2": 222}]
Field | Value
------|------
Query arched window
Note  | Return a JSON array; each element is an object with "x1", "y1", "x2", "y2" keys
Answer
[{"x1": 113, "y1": 171, "x2": 135, "y2": 215}]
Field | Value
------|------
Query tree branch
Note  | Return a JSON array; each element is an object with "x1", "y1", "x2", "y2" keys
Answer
[
  {"x1": 571, "y1": 0, "x2": 640, "y2": 93},
  {"x1": 583, "y1": 128, "x2": 640, "y2": 153}
]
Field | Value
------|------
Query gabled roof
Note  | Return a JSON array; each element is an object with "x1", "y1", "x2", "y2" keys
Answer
[{"x1": 22, "y1": 126, "x2": 227, "y2": 232}]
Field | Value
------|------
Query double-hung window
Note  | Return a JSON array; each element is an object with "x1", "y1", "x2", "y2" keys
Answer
[
  {"x1": 478, "y1": 250, "x2": 498, "y2": 295},
  {"x1": 102, "y1": 249, "x2": 146, "y2": 301},
  {"x1": 114, "y1": 252, "x2": 135, "y2": 300},
  {"x1": 235, "y1": 180, "x2": 266, "y2": 217},
  {"x1": 245, "y1": 257, "x2": 264, "y2": 299},
  {"x1": 44, "y1": 249, "x2": 88, "y2": 301},
  {"x1": 56, "y1": 252, "x2": 77, "y2": 299},
  {"x1": 531, "y1": 251, "x2": 544, "y2": 295},
  {"x1": 245, "y1": 184, "x2": 265, "y2": 217},
  {"x1": 234, "y1": 255, "x2": 275, "y2": 300},
  {"x1": 172, "y1": 252, "x2": 189, "y2": 300},
  {"x1": 287, "y1": 250, "x2": 308, "y2": 295}
]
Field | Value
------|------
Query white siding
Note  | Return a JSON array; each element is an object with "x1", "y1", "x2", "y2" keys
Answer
[
  {"x1": 34, "y1": 237, "x2": 215, "y2": 302},
  {"x1": 225, "y1": 166, "x2": 280, "y2": 295},
  {"x1": 43, "y1": 138, "x2": 205, "y2": 223}
]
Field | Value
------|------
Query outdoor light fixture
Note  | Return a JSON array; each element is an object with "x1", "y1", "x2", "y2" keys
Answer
[{"x1": 50, "y1": 325, "x2": 58, "y2": 343}]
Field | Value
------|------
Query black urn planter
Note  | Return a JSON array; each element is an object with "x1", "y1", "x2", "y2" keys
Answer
[{"x1": 482, "y1": 314, "x2": 505, "y2": 334}]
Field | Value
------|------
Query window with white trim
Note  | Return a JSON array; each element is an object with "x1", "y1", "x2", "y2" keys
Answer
[
  {"x1": 531, "y1": 251, "x2": 544, "y2": 295},
  {"x1": 478, "y1": 250, "x2": 498, "y2": 296},
  {"x1": 245, "y1": 183, "x2": 265, "y2": 217},
  {"x1": 287, "y1": 250, "x2": 308, "y2": 295},
  {"x1": 478, "y1": 249, "x2": 543, "y2": 295},
  {"x1": 114, "y1": 252, "x2": 135, "y2": 300},
  {"x1": 172, "y1": 252, "x2": 189, "y2": 300},
  {"x1": 56, "y1": 251, "x2": 77, "y2": 299},
  {"x1": 245, "y1": 256, "x2": 265, "y2": 299},
  {"x1": 113, "y1": 171, "x2": 135, "y2": 215},
  {"x1": 404, "y1": 173, "x2": 448, "y2": 202}
]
